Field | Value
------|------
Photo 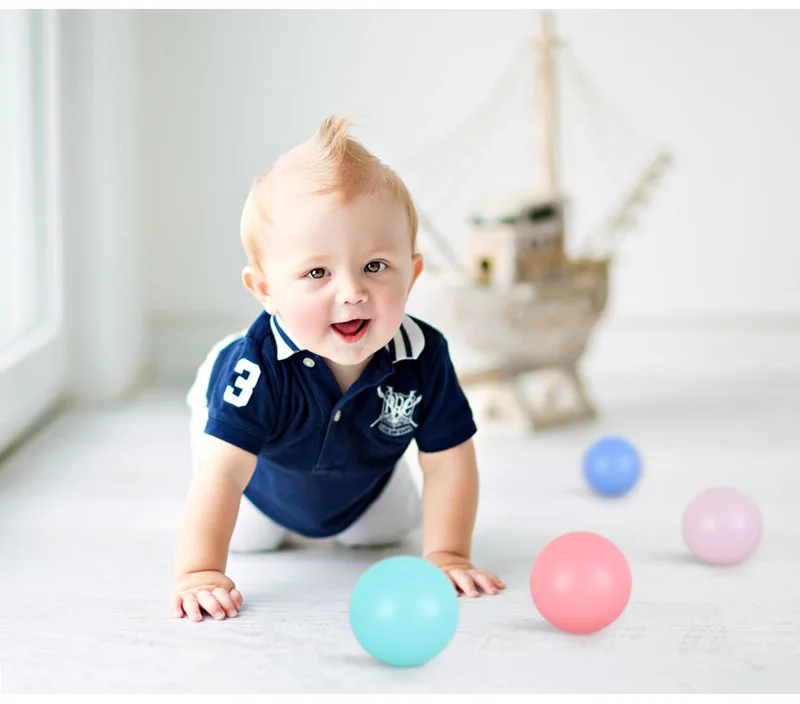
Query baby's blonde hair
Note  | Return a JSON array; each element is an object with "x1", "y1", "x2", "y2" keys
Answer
[{"x1": 241, "y1": 115, "x2": 419, "y2": 268}]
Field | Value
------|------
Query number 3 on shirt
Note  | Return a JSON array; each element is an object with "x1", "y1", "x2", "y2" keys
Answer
[{"x1": 223, "y1": 358, "x2": 261, "y2": 407}]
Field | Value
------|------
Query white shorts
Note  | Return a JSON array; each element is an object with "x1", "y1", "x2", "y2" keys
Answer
[{"x1": 186, "y1": 339, "x2": 423, "y2": 553}]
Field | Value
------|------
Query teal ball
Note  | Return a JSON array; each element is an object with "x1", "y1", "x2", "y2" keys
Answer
[{"x1": 349, "y1": 556, "x2": 459, "y2": 667}]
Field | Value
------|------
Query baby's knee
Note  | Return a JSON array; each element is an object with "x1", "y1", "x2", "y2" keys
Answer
[
  {"x1": 229, "y1": 496, "x2": 287, "y2": 553},
  {"x1": 335, "y1": 505, "x2": 422, "y2": 549},
  {"x1": 229, "y1": 530, "x2": 285, "y2": 554}
]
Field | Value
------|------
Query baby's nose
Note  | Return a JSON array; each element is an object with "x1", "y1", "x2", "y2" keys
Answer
[{"x1": 338, "y1": 278, "x2": 368, "y2": 305}]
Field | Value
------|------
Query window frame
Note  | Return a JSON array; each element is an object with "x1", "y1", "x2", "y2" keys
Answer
[{"x1": 0, "y1": 10, "x2": 65, "y2": 455}]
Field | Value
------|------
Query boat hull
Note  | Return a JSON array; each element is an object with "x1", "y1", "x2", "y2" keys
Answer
[{"x1": 451, "y1": 259, "x2": 609, "y2": 369}]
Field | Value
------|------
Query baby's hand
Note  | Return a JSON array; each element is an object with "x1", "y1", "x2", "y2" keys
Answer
[
  {"x1": 172, "y1": 570, "x2": 243, "y2": 622},
  {"x1": 425, "y1": 551, "x2": 506, "y2": 598}
]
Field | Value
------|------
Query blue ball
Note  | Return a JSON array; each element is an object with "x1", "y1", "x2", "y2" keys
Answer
[
  {"x1": 349, "y1": 556, "x2": 459, "y2": 667},
  {"x1": 583, "y1": 436, "x2": 642, "y2": 497}
]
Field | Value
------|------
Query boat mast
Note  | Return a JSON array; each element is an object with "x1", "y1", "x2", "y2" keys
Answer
[{"x1": 537, "y1": 11, "x2": 558, "y2": 200}]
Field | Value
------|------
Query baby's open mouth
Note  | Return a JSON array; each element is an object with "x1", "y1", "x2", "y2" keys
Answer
[{"x1": 331, "y1": 318, "x2": 369, "y2": 342}]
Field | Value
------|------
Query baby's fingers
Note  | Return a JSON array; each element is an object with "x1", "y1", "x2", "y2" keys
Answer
[
  {"x1": 448, "y1": 568, "x2": 479, "y2": 598},
  {"x1": 230, "y1": 588, "x2": 244, "y2": 611},
  {"x1": 171, "y1": 593, "x2": 185, "y2": 619},
  {"x1": 181, "y1": 593, "x2": 204, "y2": 622},
  {"x1": 196, "y1": 589, "x2": 228, "y2": 621},
  {"x1": 213, "y1": 587, "x2": 239, "y2": 618},
  {"x1": 470, "y1": 570, "x2": 500, "y2": 595},
  {"x1": 490, "y1": 572, "x2": 506, "y2": 590}
]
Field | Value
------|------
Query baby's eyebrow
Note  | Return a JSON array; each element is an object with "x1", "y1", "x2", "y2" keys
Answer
[
  {"x1": 295, "y1": 254, "x2": 333, "y2": 270},
  {"x1": 365, "y1": 242, "x2": 404, "y2": 256}
]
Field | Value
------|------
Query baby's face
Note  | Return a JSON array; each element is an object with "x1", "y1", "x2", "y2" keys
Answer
[{"x1": 260, "y1": 187, "x2": 422, "y2": 370}]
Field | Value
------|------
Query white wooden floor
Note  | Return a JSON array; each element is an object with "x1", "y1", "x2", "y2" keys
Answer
[{"x1": 1, "y1": 374, "x2": 799, "y2": 693}]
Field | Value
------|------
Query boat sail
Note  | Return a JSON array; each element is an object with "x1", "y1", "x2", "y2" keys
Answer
[{"x1": 397, "y1": 12, "x2": 673, "y2": 432}]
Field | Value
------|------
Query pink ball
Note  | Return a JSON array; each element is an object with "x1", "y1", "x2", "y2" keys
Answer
[
  {"x1": 683, "y1": 487, "x2": 762, "y2": 565},
  {"x1": 529, "y1": 532, "x2": 632, "y2": 635}
]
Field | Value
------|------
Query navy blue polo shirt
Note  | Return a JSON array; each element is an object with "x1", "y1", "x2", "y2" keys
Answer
[{"x1": 201, "y1": 311, "x2": 477, "y2": 538}]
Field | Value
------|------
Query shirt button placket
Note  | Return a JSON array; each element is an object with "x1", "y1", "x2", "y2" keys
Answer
[{"x1": 333, "y1": 409, "x2": 341, "y2": 422}]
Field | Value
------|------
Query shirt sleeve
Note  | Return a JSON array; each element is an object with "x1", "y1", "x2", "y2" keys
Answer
[
  {"x1": 203, "y1": 335, "x2": 275, "y2": 456},
  {"x1": 413, "y1": 332, "x2": 478, "y2": 454}
]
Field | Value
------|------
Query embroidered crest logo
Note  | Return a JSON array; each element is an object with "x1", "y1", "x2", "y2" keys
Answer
[{"x1": 371, "y1": 385, "x2": 422, "y2": 437}]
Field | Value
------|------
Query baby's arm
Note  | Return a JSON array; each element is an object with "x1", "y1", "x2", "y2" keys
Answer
[
  {"x1": 172, "y1": 433, "x2": 257, "y2": 622},
  {"x1": 419, "y1": 437, "x2": 505, "y2": 597}
]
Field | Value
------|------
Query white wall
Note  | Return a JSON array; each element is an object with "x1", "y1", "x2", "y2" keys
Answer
[
  {"x1": 60, "y1": 10, "x2": 147, "y2": 402},
  {"x1": 128, "y1": 11, "x2": 800, "y2": 382}
]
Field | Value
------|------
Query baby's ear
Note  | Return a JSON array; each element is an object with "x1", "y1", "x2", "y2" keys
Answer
[
  {"x1": 242, "y1": 266, "x2": 272, "y2": 312},
  {"x1": 409, "y1": 252, "x2": 424, "y2": 291}
]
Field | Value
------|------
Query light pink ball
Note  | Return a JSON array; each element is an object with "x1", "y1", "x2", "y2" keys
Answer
[
  {"x1": 682, "y1": 487, "x2": 762, "y2": 565},
  {"x1": 529, "y1": 532, "x2": 632, "y2": 634}
]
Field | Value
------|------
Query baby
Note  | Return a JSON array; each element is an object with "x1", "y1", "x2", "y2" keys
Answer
[{"x1": 172, "y1": 116, "x2": 505, "y2": 622}]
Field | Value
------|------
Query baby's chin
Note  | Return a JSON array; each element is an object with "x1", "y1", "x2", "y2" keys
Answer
[{"x1": 322, "y1": 339, "x2": 383, "y2": 367}]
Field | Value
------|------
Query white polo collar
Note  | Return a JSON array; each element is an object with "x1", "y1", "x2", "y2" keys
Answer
[
  {"x1": 270, "y1": 314, "x2": 303, "y2": 361},
  {"x1": 270, "y1": 314, "x2": 425, "y2": 363}
]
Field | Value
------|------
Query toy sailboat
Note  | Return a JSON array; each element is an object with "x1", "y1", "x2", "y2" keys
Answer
[{"x1": 399, "y1": 12, "x2": 672, "y2": 431}]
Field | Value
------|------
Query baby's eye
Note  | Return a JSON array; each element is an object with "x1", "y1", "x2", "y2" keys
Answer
[
  {"x1": 306, "y1": 268, "x2": 328, "y2": 280},
  {"x1": 364, "y1": 261, "x2": 387, "y2": 274}
]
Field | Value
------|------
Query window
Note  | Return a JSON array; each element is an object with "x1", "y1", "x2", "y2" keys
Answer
[
  {"x1": 1, "y1": 13, "x2": 32, "y2": 347},
  {"x1": 0, "y1": 10, "x2": 64, "y2": 454}
]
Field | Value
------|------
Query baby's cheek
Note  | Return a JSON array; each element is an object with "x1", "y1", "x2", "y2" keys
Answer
[
  {"x1": 379, "y1": 288, "x2": 409, "y2": 323},
  {"x1": 282, "y1": 298, "x2": 328, "y2": 339}
]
